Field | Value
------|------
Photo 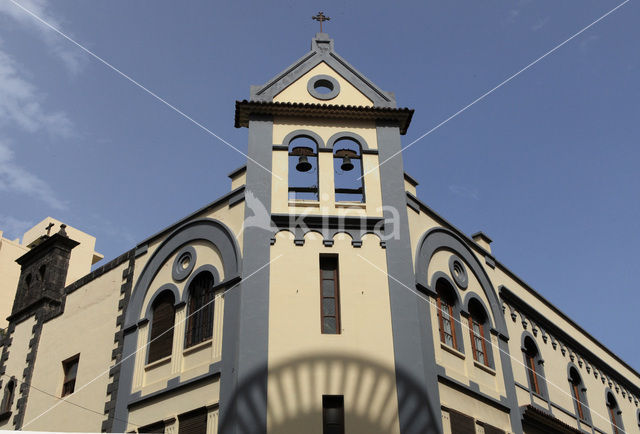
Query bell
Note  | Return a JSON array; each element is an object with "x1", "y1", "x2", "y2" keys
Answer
[
  {"x1": 340, "y1": 155, "x2": 354, "y2": 171},
  {"x1": 296, "y1": 155, "x2": 312, "y2": 172}
]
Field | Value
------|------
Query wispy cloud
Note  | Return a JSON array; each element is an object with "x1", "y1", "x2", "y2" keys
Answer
[
  {"x1": 87, "y1": 212, "x2": 137, "y2": 248},
  {"x1": 532, "y1": 17, "x2": 550, "y2": 32},
  {"x1": 0, "y1": 46, "x2": 73, "y2": 136},
  {"x1": 0, "y1": 214, "x2": 33, "y2": 241},
  {"x1": 506, "y1": 0, "x2": 532, "y2": 23},
  {"x1": 0, "y1": 140, "x2": 68, "y2": 210},
  {"x1": 0, "y1": 0, "x2": 84, "y2": 74},
  {"x1": 449, "y1": 184, "x2": 480, "y2": 201}
]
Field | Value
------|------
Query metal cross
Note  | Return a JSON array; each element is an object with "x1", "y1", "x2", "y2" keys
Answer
[
  {"x1": 312, "y1": 12, "x2": 330, "y2": 33},
  {"x1": 45, "y1": 222, "x2": 55, "y2": 236}
]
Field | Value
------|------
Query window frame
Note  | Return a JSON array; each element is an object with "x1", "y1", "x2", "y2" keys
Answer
[
  {"x1": 288, "y1": 135, "x2": 320, "y2": 201},
  {"x1": 319, "y1": 255, "x2": 341, "y2": 335},
  {"x1": 0, "y1": 378, "x2": 15, "y2": 414},
  {"x1": 185, "y1": 271, "x2": 215, "y2": 349},
  {"x1": 469, "y1": 315, "x2": 488, "y2": 366},
  {"x1": 607, "y1": 392, "x2": 624, "y2": 434},
  {"x1": 147, "y1": 290, "x2": 176, "y2": 364},
  {"x1": 437, "y1": 295, "x2": 457, "y2": 349},
  {"x1": 322, "y1": 395, "x2": 345, "y2": 434},
  {"x1": 526, "y1": 350, "x2": 541, "y2": 395},
  {"x1": 568, "y1": 366, "x2": 590, "y2": 423},
  {"x1": 332, "y1": 138, "x2": 365, "y2": 203},
  {"x1": 61, "y1": 354, "x2": 80, "y2": 397},
  {"x1": 521, "y1": 334, "x2": 548, "y2": 400}
]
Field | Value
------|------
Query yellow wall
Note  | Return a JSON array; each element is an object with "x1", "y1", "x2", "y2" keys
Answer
[
  {"x1": 273, "y1": 62, "x2": 373, "y2": 107},
  {"x1": 267, "y1": 231, "x2": 401, "y2": 434},
  {"x1": 21, "y1": 262, "x2": 125, "y2": 432},
  {"x1": 440, "y1": 385, "x2": 511, "y2": 433}
]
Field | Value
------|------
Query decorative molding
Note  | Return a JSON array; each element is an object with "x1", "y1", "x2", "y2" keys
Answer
[
  {"x1": 250, "y1": 33, "x2": 396, "y2": 107},
  {"x1": 306, "y1": 74, "x2": 340, "y2": 100},
  {"x1": 501, "y1": 286, "x2": 640, "y2": 404}
]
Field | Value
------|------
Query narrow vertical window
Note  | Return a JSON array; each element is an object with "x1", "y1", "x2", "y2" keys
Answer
[
  {"x1": 607, "y1": 392, "x2": 624, "y2": 434},
  {"x1": 323, "y1": 395, "x2": 344, "y2": 434},
  {"x1": 437, "y1": 296, "x2": 456, "y2": 347},
  {"x1": 320, "y1": 255, "x2": 340, "y2": 334},
  {"x1": 468, "y1": 299, "x2": 489, "y2": 366},
  {"x1": 1, "y1": 380, "x2": 15, "y2": 413},
  {"x1": 469, "y1": 317, "x2": 486, "y2": 365},
  {"x1": 148, "y1": 291, "x2": 175, "y2": 364},
  {"x1": 61, "y1": 355, "x2": 79, "y2": 397},
  {"x1": 186, "y1": 271, "x2": 215, "y2": 348},
  {"x1": 436, "y1": 281, "x2": 458, "y2": 349},
  {"x1": 569, "y1": 367, "x2": 588, "y2": 421},
  {"x1": 524, "y1": 337, "x2": 541, "y2": 395}
]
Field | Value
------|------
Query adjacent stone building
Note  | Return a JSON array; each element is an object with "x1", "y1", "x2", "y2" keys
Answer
[{"x1": 1, "y1": 33, "x2": 638, "y2": 434}]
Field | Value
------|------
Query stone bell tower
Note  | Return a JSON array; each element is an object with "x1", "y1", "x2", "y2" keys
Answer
[{"x1": 10, "y1": 224, "x2": 79, "y2": 322}]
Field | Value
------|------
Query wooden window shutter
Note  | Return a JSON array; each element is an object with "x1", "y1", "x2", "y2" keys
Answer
[
  {"x1": 138, "y1": 421, "x2": 165, "y2": 433},
  {"x1": 186, "y1": 272, "x2": 215, "y2": 348},
  {"x1": 482, "y1": 423, "x2": 505, "y2": 434},
  {"x1": 322, "y1": 395, "x2": 344, "y2": 434},
  {"x1": 148, "y1": 291, "x2": 175, "y2": 364},
  {"x1": 449, "y1": 409, "x2": 475, "y2": 434},
  {"x1": 178, "y1": 407, "x2": 207, "y2": 434}
]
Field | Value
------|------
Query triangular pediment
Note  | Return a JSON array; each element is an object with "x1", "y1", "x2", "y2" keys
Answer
[{"x1": 250, "y1": 33, "x2": 396, "y2": 108}]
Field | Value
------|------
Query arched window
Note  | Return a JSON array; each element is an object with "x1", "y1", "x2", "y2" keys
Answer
[
  {"x1": 435, "y1": 279, "x2": 460, "y2": 351},
  {"x1": 288, "y1": 136, "x2": 319, "y2": 200},
  {"x1": 38, "y1": 264, "x2": 46, "y2": 281},
  {"x1": 607, "y1": 392, "x2": 624, "y2": 434},
  {"x1": 333, "y1": 138, "x2": 364, "y2": 203},
  {"x1": 185, "y1": 271, "x2": 215, "y2": 348},
  {"x1": 569, "y1": 367, "x2": 590, "y2": 422},
  {"x1": 148, "y1": 291, "x2": 175, "y2": 364},
  {"x1": 523, "y1": 336, "x2": 546, "y2": 397},
  {"x1": 468, "y1": 299, "x2": 490, "y2": 367},
  {"x1": 1, "y1": 379, "x2": 14, "y2": 413}
]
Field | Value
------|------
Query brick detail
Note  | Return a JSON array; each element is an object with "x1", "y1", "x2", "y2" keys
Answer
[
  {"x1": 13, "y1": 314, "x2": 43, "y2": 429},
  {"x1": 101, "y1": 254, "x2": 135, "y2": 433}
]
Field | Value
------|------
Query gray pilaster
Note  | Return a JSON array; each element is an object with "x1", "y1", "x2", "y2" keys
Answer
[
  {"x1": 111, "y1": 328, "x2": 138, "y2": 432},
  {"x1": 499, "y1": 337, "x2": 524, "y2": 433},
  {"x1": 219, "y1": 114, "x2": 273, "y2": 433},
  {"x1": 376, "y1": 121, "x2": 442, "y2": 433}
]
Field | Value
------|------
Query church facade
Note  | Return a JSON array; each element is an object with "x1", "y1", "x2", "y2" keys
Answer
[{"x1": 1, "y1": 33, "x2": 639, "y2": 434}]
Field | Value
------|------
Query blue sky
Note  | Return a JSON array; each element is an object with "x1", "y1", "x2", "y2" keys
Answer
[{"x1": 0, "y1": 1, "x2": 638, "y2": 371}]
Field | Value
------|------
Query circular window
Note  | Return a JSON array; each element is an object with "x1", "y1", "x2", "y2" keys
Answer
[
  {"x1": 172, "y1": 246, "x2": 196, "y2": 282},
  {"x1": 307, "y1": 74, "x2": 340, "y2": 100},
  {"x1": 448, "y1": 255, "x2": 468, "y2": 290}
]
